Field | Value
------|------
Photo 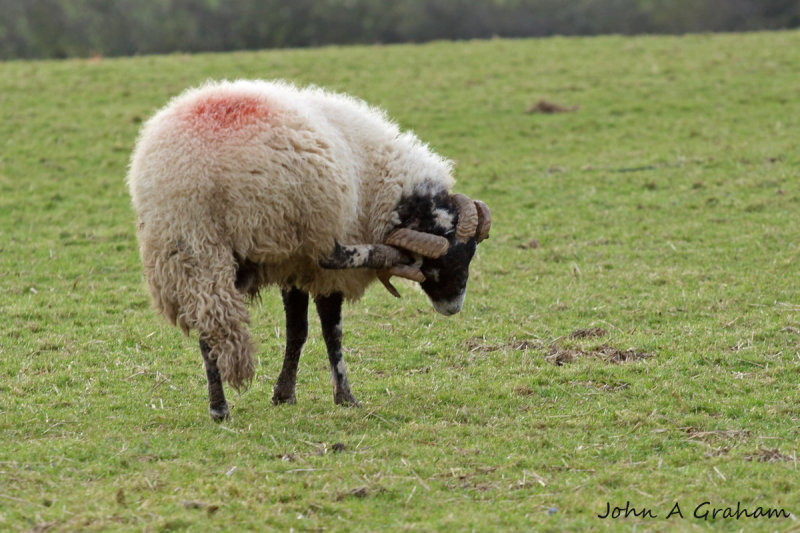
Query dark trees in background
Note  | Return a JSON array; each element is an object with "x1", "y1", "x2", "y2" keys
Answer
[{"x1": 1, "y1": 0, "x2": 799, "y2": 59}]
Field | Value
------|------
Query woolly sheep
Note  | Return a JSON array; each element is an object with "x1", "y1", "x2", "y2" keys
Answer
[{"x1": 128, "y1": 80, "x2": 491, "y2": 420}]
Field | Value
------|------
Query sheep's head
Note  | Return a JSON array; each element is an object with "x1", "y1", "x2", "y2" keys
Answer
[
  {"x1": 382, "y1": 193, "x2": 490, "y2": 315},
  {"x1": 319, "y1": 191, "x2": 490, "y2": 315}
]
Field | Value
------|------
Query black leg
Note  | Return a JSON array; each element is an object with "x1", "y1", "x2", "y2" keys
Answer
[
  {"x1": 314, "y1": 292, "x2": 359, "y2": 406},
  {"x1": 199, "y1": 339, "x2": 230, "y2": 421},
  {"x1": 272, "y1": 288, "x2": 309, "y2": 405}
]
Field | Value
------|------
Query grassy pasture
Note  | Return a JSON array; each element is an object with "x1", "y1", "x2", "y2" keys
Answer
[{"x1": 1, "y1": 31, "x2": 800, "y2": 531}]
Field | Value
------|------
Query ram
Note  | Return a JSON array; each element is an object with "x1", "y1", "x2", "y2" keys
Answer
[{"x1": 128, "y1": 80, "x2": 491, "y2": 420}]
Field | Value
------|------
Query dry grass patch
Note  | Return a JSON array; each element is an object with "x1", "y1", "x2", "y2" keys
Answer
[
  {"x1": 334, "y1": 486, "x2": 385, "y2": 501},
  {"x1": 466, "y1": 329, "x2": 652, "y2": 366},
  {"x1": 577, "y1": 380, "x2": 630, "y2": 392},
  {"x1": 568, "y1": 327, "x2": 607, "y2": 339},
  {"x1": 744, "y1": 448, "x2": 796, "y2": 463},
  {"x1": 525, "y1": 99, "x2": 579, "y2": 113},
  {"x1": 546, "y1": 344, "x2": 652, "y2": 366}
]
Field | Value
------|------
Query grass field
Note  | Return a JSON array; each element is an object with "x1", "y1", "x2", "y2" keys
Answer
[{"x1": 2, "y1": 30, "x2": 799, "y2": 531}]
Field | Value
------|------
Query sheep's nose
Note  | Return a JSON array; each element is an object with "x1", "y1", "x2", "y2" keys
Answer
[{"x1": 432, "y1": 292, "x2": 465, "y2": 316}]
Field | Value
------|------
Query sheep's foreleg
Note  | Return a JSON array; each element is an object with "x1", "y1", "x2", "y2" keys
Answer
[
  {"x1": 315, "y1": 292, "x2": 359, "y2": 406},
  {"x1": 199, "y1": 339, "x2": 230, "y2": 421},
  {"x1": 272, "y1": 288, "x2": 309, "y2": 405}
]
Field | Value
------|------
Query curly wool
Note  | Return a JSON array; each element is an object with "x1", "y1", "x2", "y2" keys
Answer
[{"x1": 128, "y1": 80, "x2": 454, "y2": 388}]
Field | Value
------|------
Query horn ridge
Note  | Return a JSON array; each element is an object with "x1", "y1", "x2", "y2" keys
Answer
[
  {"x1": 451, "y1": 193, "x2": 478, "y2": 243},
  {"x1": 385, "y1": 228, "x2": 449, "y2": 258},
  {"x1": 474, "y1": 200, "x2": 491, "y2": 243},
  {"x1": 387, "y1": 264, "x2": 426, "y2": 283}
]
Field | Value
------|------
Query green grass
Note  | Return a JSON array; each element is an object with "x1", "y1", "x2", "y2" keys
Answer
[{"x1": 2, "y1": 31, "x2": 800, "y2": 531}]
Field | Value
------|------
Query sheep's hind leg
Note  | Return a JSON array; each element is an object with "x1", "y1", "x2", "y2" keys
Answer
[
  {"x1": 315, "y1": 292, "x2": 359, "y2": 406},
  {"x1": 199, "y1": 339, "x2": 230, "y2": 421},
  {"x1": 272, "y1": 288, "x2": 309, "y2": 405}
]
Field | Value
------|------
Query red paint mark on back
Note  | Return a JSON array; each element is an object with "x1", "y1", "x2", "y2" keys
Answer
[{"x1": 188, "y1": 94, "x2": 270, "y2": 132}]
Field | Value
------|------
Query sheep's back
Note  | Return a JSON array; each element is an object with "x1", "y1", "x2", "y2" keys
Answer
[{"x1": 129, "y1": 81, "x2": 358, "y2": 271}]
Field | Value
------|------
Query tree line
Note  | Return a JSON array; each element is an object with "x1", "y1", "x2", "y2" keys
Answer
[{"x1": 1, "y1": 0, "x2": 799, "y2": 60}]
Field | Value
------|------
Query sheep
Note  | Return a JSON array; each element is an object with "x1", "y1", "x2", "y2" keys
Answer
[{"x1": 127, "y1": 80, "x2": 491, "y2": 420}]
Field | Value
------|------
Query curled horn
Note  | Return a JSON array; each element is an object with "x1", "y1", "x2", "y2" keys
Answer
[
  {"x1": 374, "y1": 229, "x2": 445, "y2": 298},
  {"x1": 387, "y1": 264, "x2": 426, "y2": 283},
  {"x1": 377, "y1": 271, "x2": 402, "y2": 298},
  {"x1": 377, "y1": 265, "x2": 426, "y2": 298},
  {"x1": 385, "y1": 228, "x2": 449, "y2": 258},
  {"x1": 474, "y1": 200, "x2": 491, "y2": 243},
  {"x1": 319, "y1": 242, "x2": 409, "y2": 270},
  {"x1": 451, "y1": 193, "x2": 478, "y2": 243},
  {"x1": 320, "y1": 241, "x2": 426, "y2": 298}
]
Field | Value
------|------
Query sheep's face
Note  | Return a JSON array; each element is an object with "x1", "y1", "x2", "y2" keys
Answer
[
  {"x1": 391, "y1": 185, "x2": 488, "y2": 316},
  {"x1": 419, "y1": 238, "x2": 477, "y2": 315}
]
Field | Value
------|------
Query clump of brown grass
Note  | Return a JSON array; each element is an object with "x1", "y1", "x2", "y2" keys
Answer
[
  {"x1": 546, "y1": 344, "x2": 652, "y2": 366},
  {"x1": 744, "y1": 448, "x2": 795, "y2": 463},
  {"x1": 525, "y1": 99, "x2": 579, "y2": 113},
  {"x1": 569, "y1": 327, "x2": 607, "y2": 339},
  {"x1": 464, "y1": 330, "x2": 652, "y2": 366}
]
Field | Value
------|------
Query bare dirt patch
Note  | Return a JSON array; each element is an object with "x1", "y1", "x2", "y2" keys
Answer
[
  {"x1": 508, "y1": 339, "x2": 542, "y2": 351},
  {"x1": 744, "y1": 448, "x2": 795, "y2": 463},
  {"x1": 526, "y1": 100, "x2": 579, "y2": 113},
  {"x1": 334, "y1": 485, "x2": 385, "y2": 501},
  {"x1": 685, "y1": 428, "x2": 750, "y2": 441},
  {"x1": 443, "y1": 465, "x2": 501, "y2": 492},
  {"x1": 464, "y1": 337, "x2": 505, "y2": 354},
  {"x1": 546, "y1": 344, "x2": 652, "y2": 366},
  {"x1": 569, "y1": 327, "x2": 607, "y2": 339},
  {"x1": 513, "y1": 384, "x2": 536, "y2": 396},
  {"x1": 464, "y1": 332, "x2": 652, "y2": 366},
  {"x1": 705, "y1": 446, "x2": 732, "y2": 458},
  {"x1": 182, "y1": 500, "x2": 220, "y2": 515},
  {"x1": 577, "y1": 380, "x2": 629, "y2": 392},
  {"x1": 465, "y1": 337, "x2": 542, "y2": 354}
]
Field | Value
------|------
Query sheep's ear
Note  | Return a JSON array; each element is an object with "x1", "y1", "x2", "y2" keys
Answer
[{"x1": 319, "y1": 241, "x2": 410, "y2": 270}]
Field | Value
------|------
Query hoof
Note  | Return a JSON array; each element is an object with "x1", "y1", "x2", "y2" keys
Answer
[
  {"x1": 209, "y1": 404, "x2": 230, "y2": 422},
  {"x1": 334, "y1": 390, "x2": 360, "y2": 407},
  {"x1": 272, "y1": 387, "x2": 296, "y2": 405}
]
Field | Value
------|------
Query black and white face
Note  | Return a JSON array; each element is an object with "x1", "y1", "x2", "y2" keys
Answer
[
  {"x1": 419, "y1": 238, "x2": 477, "y2": 315},
  {"x1": 393, "y1": 185, "x2": 481, "y2": 316}
]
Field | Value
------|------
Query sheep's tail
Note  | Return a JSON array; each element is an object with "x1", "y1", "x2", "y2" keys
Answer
[{"x1": 142, "y1": 237, "x2": 255, "y2": 391}]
